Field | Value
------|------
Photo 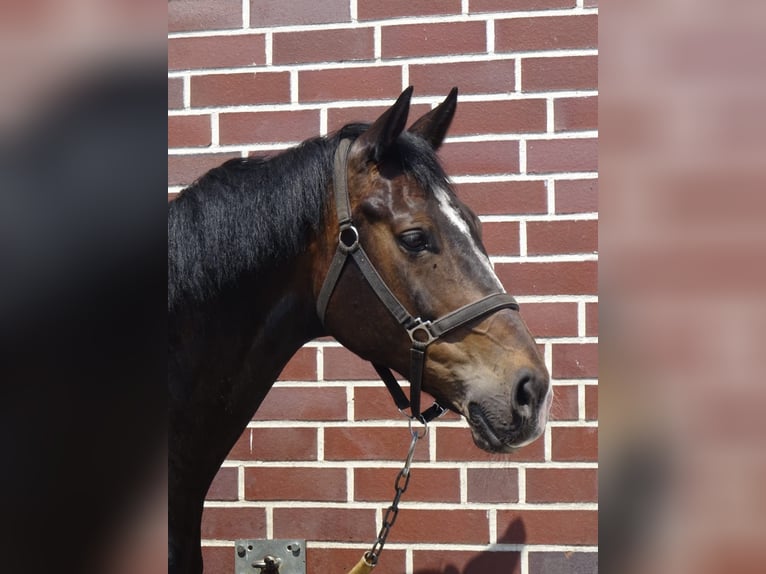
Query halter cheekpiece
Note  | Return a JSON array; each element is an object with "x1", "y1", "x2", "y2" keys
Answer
[{"x1": 316, "y1": 138, "x2": 521, "y2": 422}]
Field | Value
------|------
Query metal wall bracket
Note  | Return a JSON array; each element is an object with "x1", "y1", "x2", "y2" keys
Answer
[{"x1": 235, "y1": 539, "x2": 306, "y2": 574}]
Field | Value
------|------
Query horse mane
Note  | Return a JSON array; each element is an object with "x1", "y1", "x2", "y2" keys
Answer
[{"x1": 168, "y1": 124, "x2": 450, "y2": 310}]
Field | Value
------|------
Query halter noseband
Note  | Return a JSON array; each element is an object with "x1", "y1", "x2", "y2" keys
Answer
[{"x1": 316, "y1": 138, "x2": 520, "y2": 422}]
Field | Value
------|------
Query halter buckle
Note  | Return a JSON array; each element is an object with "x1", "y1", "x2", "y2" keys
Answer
[
  {"x1": 407, "y1": 319, "x2": 437, "y2": 346},
  {"x1": 338, "y1": 224, "x2": 360, "y2": 253}
]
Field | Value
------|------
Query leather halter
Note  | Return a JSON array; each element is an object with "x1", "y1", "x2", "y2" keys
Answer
[{"x1": 316, "y1": 138, "x2": 520, "y2": 422}]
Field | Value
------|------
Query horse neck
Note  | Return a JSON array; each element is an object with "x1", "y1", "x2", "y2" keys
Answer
[{"x1": 168, "y1": 195, "x2": 324, "y2": 387}]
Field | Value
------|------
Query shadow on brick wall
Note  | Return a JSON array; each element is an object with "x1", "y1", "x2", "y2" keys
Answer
[{"x1": 411, "y1": 518, "x2": 524, "y2": 574}]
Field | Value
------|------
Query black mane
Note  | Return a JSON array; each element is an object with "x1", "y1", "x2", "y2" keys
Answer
[{"x1": 168, "y1": 124, "x2": 450, "y2": 309}]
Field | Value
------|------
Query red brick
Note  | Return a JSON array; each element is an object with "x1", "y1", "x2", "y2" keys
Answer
[
  {"x1": 309, "y1": 548, "x2": 406, "y2": 574},
  {"x1": 450, "y1": 99, "x2": 547, "y2": 135},
  {"x1": 168, "y1": 115, "x2": 211, "y2": 148},
  {"x1": 327, "y1": 103, "x2": 432, "y2": 133},
  {"x1": 168, "y1": 152, "x2": 239, "y2": 186},
  {"x1": 555, "y1": 178, "x2": 598, "y2": 214},
  {"x1": 168, "y1": 35, "x2": 265, "y2": 71},
  {"x1": 435, "y1": 427, "x2": 545, "y2": 462},
  {"x1": 299, "y1": 67, "x2": 402, "y2": 103},
  {"x1": 219, "y1": 109, "x2": 320, "y2": 145},
  {"x1": 206, "y1": 467, "x2": 238, "y2": 501},
  {"x1": 244, "y1": 467, "x2": 346, "y2": 501},
  {"x1": 549, "y1": 384, "x2": 579, "y2": 421},
  {"x1": 526, "y1": 219, "x2": 598, "y2": 255},
  {"x1": 496, "y1": 15, "x2": 598, "y2": 52},
  {"x1": 393, "y1": 509, "x2": 489, "y2": 543},
  {"x1": 354, "y1": 385, "x2": 407, "y2": 420},
  {"x1": 552, "y1": 342, "x2": 598, "y2": 378},
  {"x1": 276, "y1": 347, "x2": 317, "y2": 381},
  {"x1": 414, "y1": 549, "x2": 521, "y2": 574},
  {"x1": 585, "y1": 301, "x2": 598, "y2": 336},
  {"x1": 324, "y1": 426, "x2": 431, "y2": 461},
  {"x1": 323, "y1": 347, "x2": 379, "y2": 380},
  {"x1": 522, "y1": 56, "x2": 598, "y2": 92},
  {"x1": 201, "y1": 546, "x2": 233, "y2": 574},
  {"x1": 520, "y1": 302, "x2": 578, "y2": 338},
  {"x1": 254, "y1": 386, "x2": 347, "y2": 421},
  {"x1": 355, "y1": 467, "x2": 460, "y2": 502},
  {"x1": 250, "y1": 0, "x2": 350, "y2": 27},
  {"x1": 481, "y1": 221, "x2": 521, "y2": 256},
  {"x1": 551, "y1": 426, "x2": 598, "y2": 461},
  {"x1": 497, "y1": 509, "x2": 597, "y2": 544},
  {"x1": 439, "y1": 140, "x2": 520, "y2": 176},
  {"x1": 527, "y1": 138, "x2": 598, "y2": 174},
  {"x1": 409, "y1": 60, "x2": 516, "y2": 96},
  {"x1": 495, "y1": 261, "x2": 598, "y2": 296},
  {"x1": 272, "y1": 28, "x2": 374, "y2": 65},
  {"x1": 353, "y1": 386, "x2": 461, "y2": 422},
  {"x1": 584, "y1": 0, "x2": 598, "y2": 6},
  {"x1": 381, "y1": 21, "x2": 486, "y2": 59},
  {"x1": 526, "y1": 467, "x2": 598, "y2": 502},
  {"x1": 455, "y1": 180, "x2": 548, "y2": 215},
  {"x1": 466, "y1": 467, "x2": 519, "y2": 503},
  {"x1": 169, "y1": 0, "x2": 242, "y2": 33},
  {"x1": 273, "y1": 507, "x2": 376, "y2": 542},
  {"x1": 555, "y1": 96, "x2": 598, "y2": 132},
  {"x1": 190, "y1": 72, "x2": 291, "y2": 107},
  {"x1": 585, "y1": 384, "x2": 598, "y2": 420},
  {"x1": 168, "y1": 192, "x2": 179, "y2": 202},
  {"x1": 201, "y1": 507, "x2": 266, "y2": 540},
  {"x1": 358, "y1": 0, "x2": 462, "y2": 20},
  {"x1": 470, "y1": 0, "x2": 575, "y2": 12},
  {"x1": 227, "y1": 428, "x2": 317, "y2": 461},
  {"x1": 168, "y1": 77, "x2": 184, "y2": 110}
]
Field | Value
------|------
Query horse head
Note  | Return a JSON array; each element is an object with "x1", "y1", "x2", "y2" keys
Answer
[{"x1": 314, "y1": 88, "x2": 552, "y2": 452}]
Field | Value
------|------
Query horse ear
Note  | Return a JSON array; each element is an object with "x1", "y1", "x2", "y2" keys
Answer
[
  {"x1": 408, "y1": 87, "x2": 458, "y2": 150},
  {"x1": 356, "y1": 86, "x2": 414, "y2": 162}
]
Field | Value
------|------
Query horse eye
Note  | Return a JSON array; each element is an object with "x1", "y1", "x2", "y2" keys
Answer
[{"x1": 398, "y1": 230, "x2": 429, "y2": 252}]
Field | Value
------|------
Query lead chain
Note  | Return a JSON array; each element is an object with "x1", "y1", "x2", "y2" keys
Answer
[{"x1": 364, "y1": 420, "x2": 427, "y2": 568}]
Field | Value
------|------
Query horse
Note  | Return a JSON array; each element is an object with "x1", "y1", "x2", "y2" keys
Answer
[{"x1": 168, "y1": 87, "x2": 552, "y2": 574}]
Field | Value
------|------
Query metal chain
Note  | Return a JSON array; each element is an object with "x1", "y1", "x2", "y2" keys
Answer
[{"x1": 363, "y1": 419, "x2": 428, "y2": 568}]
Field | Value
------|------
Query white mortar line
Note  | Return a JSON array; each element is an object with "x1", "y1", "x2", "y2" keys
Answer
[
  {"x1": 210, "y1": 112, "x2": 220, "y2": 147},
  {"x1": 238, "y1": 465, "x2": 245, "y2": 500},
  {"x1": 515, "y1": 58, "x2": 522, "y2": 93},
  {"x1": 242, "y1": 0, "x2": 249, "y2": 28},
  {"x1": 374, "y1": 25, "x2": 382, "y2": 60},
  {"x1": 578, "y1": 383, "x2": 587, "y2": 421},
  {"x1": 547, "y1": 178, "x2": 556, "y2": 214},
  {"x1": 347, "y1": 467, "x2": 355, "y2": 503},
  {"x1": 402, "y1": 63, "x2": 410, "y2": 89},
  {"x1": 290, "y1": 69, "x2": 299, "y2": 104},
  {"x1": 519, "y1": 138, "x2": 527, "y2": 174},
  {"x1": 169, "y1": 10, "x2": 599, "y2": 38},
  {"x1": 166, "y1": 50, "x2": 598, "y2": 75},
  {"x1": 350, "y1": 0, "x2": 358, "y2": 23},
  {"x1": 317, "y1": 426, "x2": 325, "y2": 461},
  {"x1": 264, "y1": 32, "x2": 273, "y2": 66},
  {"x1": 488, "y1": 509, "x2": 498, "y2": 544},
  {"x1": 183, "y1": 74, "x2": 191, "y2": 109},
  {"x1": 460, "y1": 466, "x2": 468, "y2": 504},
  {"x1": 517, "y1": 465, "x2": 526, "y2": 504},
  {"x1": 547, "y1": 97, "x2": 555, "y2": 132},
  {"x1": 578, "y1": 301, "x2": 587, "y2": 337},
  {"x1": 265, "y1": 506, "x2": 274, "y2": 538},
  {"x1": 319, "y1": 107, "x2": 328, "y2": 136},
  {"x1": 489, "y1": 254, "x2": 598, "y2": 264},
  {"x1": 518, "y1": 220, "x2": 528, "y2": 257},
  {"x1": 486, "y1": 19, "x2": 495, "y2": 54}
]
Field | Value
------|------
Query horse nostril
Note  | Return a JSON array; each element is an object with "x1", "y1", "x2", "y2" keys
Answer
[{"x1": 513, "y1": 369, "x2": 545, "y2": 412}]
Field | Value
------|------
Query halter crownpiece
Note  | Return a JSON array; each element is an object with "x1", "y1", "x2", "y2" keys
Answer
[{"x1": 317, "y1": 138, "x2": 520, "y2": 422}]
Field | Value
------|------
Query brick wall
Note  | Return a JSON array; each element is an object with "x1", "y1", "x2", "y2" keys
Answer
[{"x1": 168, "y1": 1, "x2": 598, "y2": 573}]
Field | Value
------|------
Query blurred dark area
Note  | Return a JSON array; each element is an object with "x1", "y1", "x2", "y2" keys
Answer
[
  {"x1": 0, "y1": 2, "x2": 166, "y2": 574},
  {"x1": 600, "y1": 1, "x2": 766, "y2": 573}
]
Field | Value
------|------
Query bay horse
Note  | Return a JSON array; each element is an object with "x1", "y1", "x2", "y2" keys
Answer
[{"x1": 168, "y1": 87, "x2": 552, "y2": 574}]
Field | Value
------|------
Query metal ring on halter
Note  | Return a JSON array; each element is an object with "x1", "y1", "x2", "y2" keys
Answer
[
  {"x1": 408, "y1": 416, "x2": 429, "y2": 439},
  {"x1": 338, "y1": 225, "x2": 360, "y2": 253}
]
